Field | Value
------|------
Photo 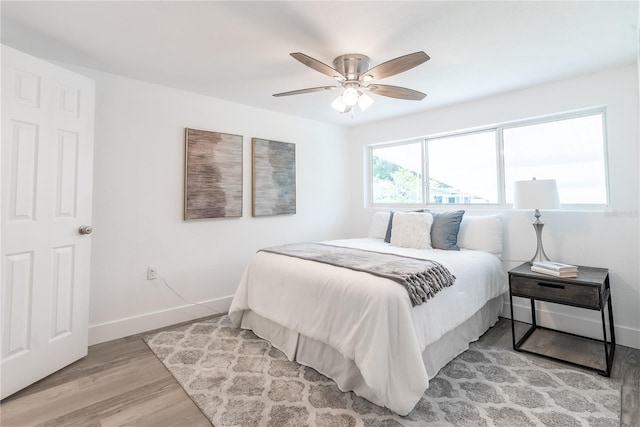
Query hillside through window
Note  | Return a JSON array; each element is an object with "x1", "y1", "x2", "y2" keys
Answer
[{"x1": 371, "y1": 142, "x2": 423, "y2": 204}]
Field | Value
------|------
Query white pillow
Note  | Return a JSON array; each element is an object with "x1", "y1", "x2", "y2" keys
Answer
[
  {"x1": 368, "y1": 212, "x2": 391, "y2": 239},
  {"x1": 390, "y1": 212, "x2": 433, "y2": 249},
  {"x1": 457, "y1": 214, "x2": 503, "y2": 257}
]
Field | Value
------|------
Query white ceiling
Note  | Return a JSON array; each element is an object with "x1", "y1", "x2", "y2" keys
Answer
[{"x1": 2, "y1": 1, "x2": 638, "y2": 127}]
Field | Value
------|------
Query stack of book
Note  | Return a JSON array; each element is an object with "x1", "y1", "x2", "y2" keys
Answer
[{"x1": 531, "y1": 261, "x2": 578, "y2": 278}]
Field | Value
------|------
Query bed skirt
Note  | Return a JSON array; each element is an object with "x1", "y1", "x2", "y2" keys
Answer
[{"x1": 236, "y1": 295, "x2": 504, "y2": 414}]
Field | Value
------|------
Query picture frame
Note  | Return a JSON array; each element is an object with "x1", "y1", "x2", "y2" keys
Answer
[
  {"x1": 252, "y1": 138, "x2": 296, "y2": 216},
  {"x1": 184, "y1": 128, "x2": 243, "y2": 220}
]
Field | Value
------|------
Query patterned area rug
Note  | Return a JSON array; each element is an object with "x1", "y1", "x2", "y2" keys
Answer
[{"x1": 144, "y1": 316, "x2": 620, "y2": 427}]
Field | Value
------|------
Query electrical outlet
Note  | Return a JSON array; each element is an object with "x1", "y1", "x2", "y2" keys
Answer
[{"x1": 147, "y1": 266, "x2": 158, "y2": 280}]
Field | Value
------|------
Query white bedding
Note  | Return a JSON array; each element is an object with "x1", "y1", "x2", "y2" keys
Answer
[{"x1": 228, "y1": 238, "x2": 507, "y2": 415}]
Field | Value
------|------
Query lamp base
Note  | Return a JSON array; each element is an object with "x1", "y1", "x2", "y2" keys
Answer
[{"x1": 528, "y1": 209, "x2": 552, "y2": 265}]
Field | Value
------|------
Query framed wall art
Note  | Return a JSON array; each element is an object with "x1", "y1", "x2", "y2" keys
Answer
[
  {"x1": 252, "y1": 138, "x2": 296, "y2": 216},
  {"x1": 184, "y1": 128, "x2": 243, "y2": 220}
]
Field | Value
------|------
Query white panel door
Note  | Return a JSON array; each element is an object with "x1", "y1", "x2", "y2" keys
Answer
[{"x1": 1, "y1": 45, "x2": 95, "y2": 399}]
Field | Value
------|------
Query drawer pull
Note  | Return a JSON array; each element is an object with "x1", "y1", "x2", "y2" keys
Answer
[{"x1": 538, "y1": 282, "x2": 565, "y2": 290}]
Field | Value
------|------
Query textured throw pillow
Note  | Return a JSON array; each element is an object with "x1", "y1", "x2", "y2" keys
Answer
[
  {"x1": 390, "y1": 212, "x2": 434, "y2": 249},
  {"x1": 429, "y1": 210, "x2": 465, "y2": 250},
  {"x1": 457, "y1": 214, "x2": 503, "y2": 257},
  {"x1": 368, "y1": 212, "x2": 391, "y2": 239},
  {"x1": 384, "y1": 209, "x2": 427, "y2": 243}
]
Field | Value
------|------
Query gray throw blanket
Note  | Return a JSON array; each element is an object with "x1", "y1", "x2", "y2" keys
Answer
[{"x1": 260, "y1": 243, "x2": 456, "y2": 307}]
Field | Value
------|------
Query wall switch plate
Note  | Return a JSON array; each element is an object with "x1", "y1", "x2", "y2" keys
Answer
[{"x1": 147, "y1": 266, "x2": 158, "y2": 280}]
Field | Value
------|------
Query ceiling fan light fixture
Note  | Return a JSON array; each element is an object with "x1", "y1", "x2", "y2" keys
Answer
[
  {"x1": 277, "y1": 51, "x2": 430, "y2": 115},
  {"x1": 357, "y1": 92, "x2": 374, "y2": 111},
  {"x1": 341, "y1": 86, "x2": 359, "y2": 106}
]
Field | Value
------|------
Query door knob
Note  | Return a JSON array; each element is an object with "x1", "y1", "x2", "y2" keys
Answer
[{"x1": 79, "y1": 225, "x2": 93, "y2": 235}]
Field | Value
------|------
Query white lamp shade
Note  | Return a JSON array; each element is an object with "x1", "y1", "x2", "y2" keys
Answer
[
  {"x1": 342, "y1": 87, "x2": 359, "y2": 106},
  {"x1": 513, "y1": 179, "x2": 560, "y2": 209},
  {"x1": 331, "y1": 95, "x2": 348, "y2": 112},
  {"x1": 357, "y1": 92, "x2": 374, "y2": 111}
]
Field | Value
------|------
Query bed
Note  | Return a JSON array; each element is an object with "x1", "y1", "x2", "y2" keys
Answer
[{"x1": 228, "y1": 211, "x2": 507, "y2": 415}]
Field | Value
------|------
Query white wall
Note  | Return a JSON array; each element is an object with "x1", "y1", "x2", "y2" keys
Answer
[
  {"x1": 346, "y1": 63, "x2": 640, "y2": 349},
  {"x1": 82, "y1": 69, "x2": 350, "y2": 344}
]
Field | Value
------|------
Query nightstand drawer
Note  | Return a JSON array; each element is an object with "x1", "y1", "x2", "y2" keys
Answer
[{"x1": 510, "y1": 276, "x2": 601, "y2": 309}]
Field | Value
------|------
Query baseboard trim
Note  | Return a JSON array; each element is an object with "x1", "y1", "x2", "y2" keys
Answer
[
  {"x1": 89, "y1": 296, "x2": 638, "y2": 349},
  {"x1": 502, "y1": 299, "x2": 640, "y2": 350},
  {"x1": 88, "y1": 295, "x2": 233, "y2": 345}
]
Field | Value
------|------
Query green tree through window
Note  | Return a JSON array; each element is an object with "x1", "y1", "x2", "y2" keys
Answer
[{"x1": 372, "y1": 155, "x2": 421, "y2": 203}]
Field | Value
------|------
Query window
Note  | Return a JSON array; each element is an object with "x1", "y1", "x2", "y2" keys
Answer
[
  {"x1": 369, "y1": 109, "x2": 608, "y2": 207},
  {"x1": 503, "y1": 114, "x2": 607, "y2": 205},
  {"x1": 428, "y1": 131, "x2": 498, "y2": 204},
  {"x1": 371, "y1": 142, "x2": 423, "y2": 204}
]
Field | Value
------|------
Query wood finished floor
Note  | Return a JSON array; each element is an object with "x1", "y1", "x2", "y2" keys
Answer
[{"x1": 1, "y1": 317, "x2": 639, "y2": 427}]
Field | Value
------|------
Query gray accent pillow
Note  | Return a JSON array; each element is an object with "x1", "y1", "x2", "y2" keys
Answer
[
  {"x1": 429, "y1": 210, "x2": 465, "y2": 250},
  {"x1": 384, "y1": 209, "x2": 428, "y2": 243},
  {"x1": 384, "y1": 212, "x2": 395, "y2": 243}
]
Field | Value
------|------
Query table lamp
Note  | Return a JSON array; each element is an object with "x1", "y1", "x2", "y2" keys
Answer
[{"x1": 513, "y1": 178, "x2": 560, "y2": 264}]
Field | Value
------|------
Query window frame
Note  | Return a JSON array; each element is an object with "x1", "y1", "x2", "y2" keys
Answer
[{"x1": 368, "y1": 107, "x2": 610, "y2": 210}]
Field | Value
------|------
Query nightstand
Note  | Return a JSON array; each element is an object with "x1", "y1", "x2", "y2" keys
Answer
[{"x1": 508, "y1": 262, "x2": 615, "y2": 376}]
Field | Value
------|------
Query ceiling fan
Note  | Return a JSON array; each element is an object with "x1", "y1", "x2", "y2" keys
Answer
[{"x1": 273, "y1": 51, "x2": 430, "y2": 114}]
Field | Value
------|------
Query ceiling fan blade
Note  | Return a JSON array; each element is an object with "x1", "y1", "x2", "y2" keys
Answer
[
  {"x1": 290, "y1": 52, "x2": 345, "y2": 80},
  {"x1": 273, "y1": 86, "x2": 337, "y2": 97},
  {"x1": 362, "y1": 51, "x2": 430, "y2": 80},
  {"x1": 366, "y1": 84, "x2": 426, "y2": 100}
]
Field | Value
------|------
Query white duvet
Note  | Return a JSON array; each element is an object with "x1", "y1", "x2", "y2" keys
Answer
[{"x1": 228, "y1": 238, "x2": 507, "y2": 415}]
